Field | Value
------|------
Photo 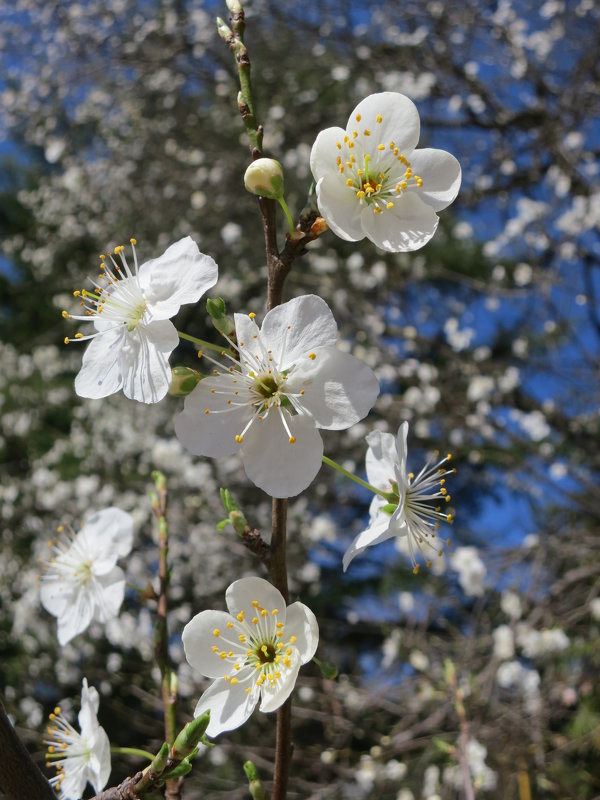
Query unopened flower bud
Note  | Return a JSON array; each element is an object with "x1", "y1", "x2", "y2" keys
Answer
[
  {"x1": 226, "y1": 0, "x2": 243, "y2": 12},
  {"x1": 169, "y1": 366, "x2": 202, "y2": 397},
  {"x1": 244, "y1": 158, "x2": 285, "y2": 200}
]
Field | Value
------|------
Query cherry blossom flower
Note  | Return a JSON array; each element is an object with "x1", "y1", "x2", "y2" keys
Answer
[
  {"x1": 44, "y1": 679, "x2": 111, "y2": 800},
  {"x1": 310, "y1": 92, "x2": 461, "y2": 252},
  {"x1": 174, "y1": 294, "x2": 379, "y2": 498},
  {"x1": 64, "y1": 236, "x2": 218, "y2": 403},
  {"x1": 343, "y1": 421, "x2": 454, "y2": 573},
  {"x1": 40, "y1": 507, "x2": 134, "y2": 645},
  {"x1": 182, "y1": 576, "x2": 319, "y2": 737}
]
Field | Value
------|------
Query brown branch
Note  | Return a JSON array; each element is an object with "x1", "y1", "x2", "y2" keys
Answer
[{"x1": 0, "y1": 698, "x2": 55, "y2": 800}]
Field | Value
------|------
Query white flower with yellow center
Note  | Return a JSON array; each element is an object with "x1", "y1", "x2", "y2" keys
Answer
[
  {"x1": 44, "y1": 679, "x2": 111, "y2": 800},
  {"x1": 183, "y1": 577, "x2": 319, "y2": 737},
  {"x1": 40, "y1": 507, "x2": 134, "y2": 645},
  {"x1": 310, "y1": 92, "x2": 461, "y2": 252},
  {"x1": 343, "y1": 422, "x2": 454, "y2": 573},
  {"x1": 64, "y1": 236, "x2": 218, "y2": 403},
  {"x1": 174, "y1": 294, "x2": 379, "y2": 498}
]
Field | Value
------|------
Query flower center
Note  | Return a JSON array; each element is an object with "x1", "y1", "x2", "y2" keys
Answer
[
  {"x1": 334, "y1": 110, "x2": 424, "y2": 215},
  {"x1": 253, "y1": 371, "x2": 280, "y2": 399},
  {"x1": 256, "y1": 642, "x2": 277, "y2": 664},
  {"x1": 63, "y1": 238, "x2": 148, "y2": 345}
]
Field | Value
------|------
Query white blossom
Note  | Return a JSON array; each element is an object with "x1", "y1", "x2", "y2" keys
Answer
[
  {"x1": 175, "y1": 294, "x2": 379, "y2": 498},
  {"x1": 40, "y1": 507, "x2": 134, "y2": 645},
  {"x1": 183, "y1": 577, "x2": 319, "y2": 737},
  {"x1": 343, "y1": 422, "x2": 454, "y2": 573},
  {"x1": 44, "y1": 679, "x2": 111, "y2": 800},
  {"x1": 310, "y1": 92, "x2": 461, "y2": 252},
  {"x1": 65, "y1": 237, "x2": 218, "y2": 403},
  {"x1": 449, "y1": 546, "x2": 486, "y2": 597}
]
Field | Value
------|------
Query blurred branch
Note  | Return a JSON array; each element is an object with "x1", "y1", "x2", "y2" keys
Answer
[{"x1": 0, "y1": 698, "x2": 55, "y2": 800}]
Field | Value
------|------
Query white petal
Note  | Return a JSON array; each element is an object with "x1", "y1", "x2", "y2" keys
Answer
[
  {"x1": 342, "y1": 511, "x2": 395, "y2": 571},
  {"x1": 350, "y1": 92, "x2": 420, "y2": 154},
  {"x1": 92, "y1": 570, "x2": 126, "y2": 622},
  {"x1": 233, "y1": 313, "x2": 263, "y2": 373},
  {"x1": 284, "y1": 602, "x2": 319, "y2": 664},
  {"x1": 58, "y1": 764, "x2": 88, "y2": 800},
  {"x1": 310, "y1": 125, "x2": 348, "y2": 181},
  {"x1": 360, "y1": 192, "x2": 439, "y2": 252},
  {"x1": 120, "y1": 320, "x2": 178, "y2": 403},
  {"x1": 394, "y1": 421, "x2": 410, "y2": 489},
  {"x1": 288, "y1": 347, "x2": 379, "y2": 430},
  {"x1": 365, "y1": 430, "x2": 398, "y2": 489},
  {"x1": 74, "y1": 327, "x2": 125, "y2": 399},
  {"x1": 405, "y1": 148, "x2": 461, "y2": 211},
  {"x1": 139, "y1": 237, "x2": 218, "y2": 319},
  {"x1": 40, "y1": 578, "x2": 75, "y2": 620},
  {"x1": 78, "y1": 679, "x2": 100, "y2": 734},
  {"x1": 259, "y1": 652, "x2": 302, "y2": 713},
  {"x1": 259, "y1": 295, "x2": 338, "y2": 369},
  {"x1": 80, "y1": 508, "x2": 134, "y2": 572},
  {"x1": 183, "y1": 610, "x2": 242, "y2": 678},
  {"x1": 315, "y1": 175, "x2": 365, "y2": 241},
  {"x1": 55, "y1": 585, "x2": 95, "y2": 645},
  {"x1": 174, "y1": 374, "x2": 250, "y2": 458},
  {"x1": 242, "y1": 411, "x2": 323, "y2": 498},
  {"x1": 194, "y1": 676, "x2": 259, "y2": 737},
  {"x1": 89, "y1": 725, "x2": 111, "y2": 793},
  {"x1": 225, "y1": 577, "x2": 286, "y2": 622}
]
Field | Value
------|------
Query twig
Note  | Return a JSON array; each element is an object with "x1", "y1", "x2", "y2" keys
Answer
[{"x1": 150, "y1": 470, "x2": 182, "y2": 800}]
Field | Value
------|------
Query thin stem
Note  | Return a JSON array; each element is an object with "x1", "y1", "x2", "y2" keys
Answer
[
  {"x1": 177, "y1": 330, "x2": 225, "y2": 354},
  {"x1": 150, "y1": 471, "x2": 182, "y2": 800},
  {"x1": 111, "y1": 746, "x2": 155, "y2": 762},
  {"x1": 321, "y1": 455, "x2": 391, "y2": 501},
  {"x1": 278, "y1": 197, "x2": 295, "y2": 234}
]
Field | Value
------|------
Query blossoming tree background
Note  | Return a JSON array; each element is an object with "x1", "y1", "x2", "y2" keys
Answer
[{"x1": 0, "y1": 0, "x2": 599, "y2": 798}]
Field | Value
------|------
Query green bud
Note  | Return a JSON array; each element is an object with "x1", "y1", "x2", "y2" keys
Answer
[
  {"x1": 244, "y1": 158, "x2": 285, "y2": 200},
  {"x1": 168, "y1": 366, "x2": 201, "y2": 397},
  {"x1": 162, "y1": 758, "x2": 193, "y2": 779},
  {"x1": 171, "y1": 711, "x2": 211, "y2": 759},
  {"x1": 206, "y1": 296, "x2": 226, "y2": 318},
  {"x1": 244, "y1": 761, "x2": 266, "y2": 800},
  {"x1": 218, "y1": 489, "x2": 248, "y2": 536},
  {"x1": 150, "y1": 743, "x2": 170, "y2": 776},
  {"x1": 226, "y1": 0, "x2": 243, "y2": 12},
  {"x1": 216, "y1": 17, "x2": 233, "y2": 41},
  {"x1": 206, "y1": 297, "x2": 235, "y2": 337}
]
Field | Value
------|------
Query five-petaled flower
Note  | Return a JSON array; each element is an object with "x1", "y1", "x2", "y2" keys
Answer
[
  {"x1": 183, "y1": 576, "x2": 319, "y2": 737},
  {"x1": 174, "y1": 294, "x2": 379, "y2": 498},
  {"x1": 40, "y1": 507, "x2": 134, "y2": 645},
  {"x1": 64, "y1": 236, "x2": 218, "y2": 403},
  {"x1": 310, "y1": 92, "x2": 461, "y2": 252},
  {"x1": 343, "y1": 422, "x2": 454, "y2": 573},
  {"x1": 44, "y1": 678, "x2": 111, "y2": 800}
]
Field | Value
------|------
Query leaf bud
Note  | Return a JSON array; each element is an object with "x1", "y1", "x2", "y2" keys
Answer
[
  {"x1": 169, "y1": 366, "x2": 201, "y2": 397},
  {"x1": 244, "y1": 158, "x2": 285, "y2": 200},
  {"x1": 314, "y1": 657, "x2": 338, "y2": 680},
  {"x1": 226, "y1": 0, "x2": 244, "y2": 12},
  {"x1": 171, "y1": 711, "x2": 211, "y2": 759},
  {"x1": 207, "y1": 297, "x2": 235, "y2": 336},
  {"x1": 150, "y1": 742, "x2": 170, "y2": 776}
]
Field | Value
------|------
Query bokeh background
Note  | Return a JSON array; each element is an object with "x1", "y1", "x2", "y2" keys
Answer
[{"x1": 1, "y1": 0, "x2": 599, "y2": 797}]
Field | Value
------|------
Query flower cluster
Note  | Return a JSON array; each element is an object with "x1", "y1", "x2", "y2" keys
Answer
[{"x1": 183, "y1": 577, "x2": 318, "y2": 737}]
